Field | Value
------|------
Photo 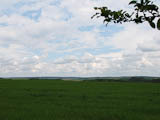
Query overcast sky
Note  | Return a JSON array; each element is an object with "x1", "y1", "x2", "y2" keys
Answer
[{"x1": 0, "y1": 0, "x2": 160, "y2": 77}]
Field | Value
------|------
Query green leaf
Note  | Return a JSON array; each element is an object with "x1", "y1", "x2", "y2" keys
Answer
[
  {"x1": 94, "y1": 7, "x2": 98, "y2": 10},
  {"x1": 129, "y1": 0, "x2": 137, "y2": 5},
  {"x1": 157, "y1": 19, "x2": 160, "y2": 30},
  {"x1": 146, "y1": 0, "x2": 151, "y2": 4},
  {"x1": 148, "y1": 21, "x2": 155, "y2": 28},
  {"x1": 141, "y1": 0, "x2": 144, "y2": 5}
]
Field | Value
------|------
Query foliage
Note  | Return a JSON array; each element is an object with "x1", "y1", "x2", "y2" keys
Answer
[{"x1": 92, "y1": 0, "x2": 160, "y2": 30}]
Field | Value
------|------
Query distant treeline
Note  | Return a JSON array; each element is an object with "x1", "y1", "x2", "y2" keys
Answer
[
  {"x1": 0, "y1": 77, "x2": 160, "y2": 83},
  {"x1": 0, "y1": 78, "x2": 12, "y2": 80},
  {"x1": 84, "y1": 77, "x2": 160, "y2": 83}
]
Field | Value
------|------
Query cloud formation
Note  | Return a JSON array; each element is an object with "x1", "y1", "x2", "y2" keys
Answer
[{"x1": 0, "y1": 0, "x2": 160, "y2": 77}]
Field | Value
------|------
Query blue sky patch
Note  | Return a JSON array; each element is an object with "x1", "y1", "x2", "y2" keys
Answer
[
  {"x1": 0, "y1": 23, "x2": 8, "y2": 27},
  {"x1": 22, "y1": 9, "x2": 42, "y2": 20},
  {"x1": 79, "y1": 26, "x2": 95, "y2": 31},
  {"x1": 50, "y1": 0, "x2": 62, "y2": 6},
  {"x1": 98, "y1": 25, "x2": 123, "y2": 37}
]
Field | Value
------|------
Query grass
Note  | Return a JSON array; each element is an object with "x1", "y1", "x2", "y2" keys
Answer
[{"x1": 0, "y1": 79, "x2": 160, "y2": 120}]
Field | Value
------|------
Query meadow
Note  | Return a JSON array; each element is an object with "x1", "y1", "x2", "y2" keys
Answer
[{"x1": 0, "y1": 79, "x2": 160, "y2": 120}]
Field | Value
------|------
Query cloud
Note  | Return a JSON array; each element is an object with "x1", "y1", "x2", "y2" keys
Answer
[{"x1": 0, "y1": 0, "x2": 160, "y2": 77}]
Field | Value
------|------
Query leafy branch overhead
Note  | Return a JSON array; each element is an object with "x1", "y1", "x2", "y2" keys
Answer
[{"x1": 92, "y1": 0, "x2": 160, "y2": 30}]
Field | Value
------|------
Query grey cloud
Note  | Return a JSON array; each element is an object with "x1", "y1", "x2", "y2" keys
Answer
[
  {"x1": 137, "y1": 44, "x2": 160, "y2": 52},
  {"x1": 53, "y1": 53, "x2": 99, "y2": 64}
]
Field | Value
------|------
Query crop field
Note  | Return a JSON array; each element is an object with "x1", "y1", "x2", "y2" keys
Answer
[{"x1": 0, "y1": 79, "x2": 160, "y2": 120}]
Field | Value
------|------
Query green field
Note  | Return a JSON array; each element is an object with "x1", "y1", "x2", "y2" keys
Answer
[{"x1": 0, "y1": 79, "x2": 160, "y2": 120}]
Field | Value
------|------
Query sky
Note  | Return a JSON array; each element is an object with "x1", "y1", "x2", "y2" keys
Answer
[{"x1": 0, "y1": 0, "x2": 160, "y2": 77}]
